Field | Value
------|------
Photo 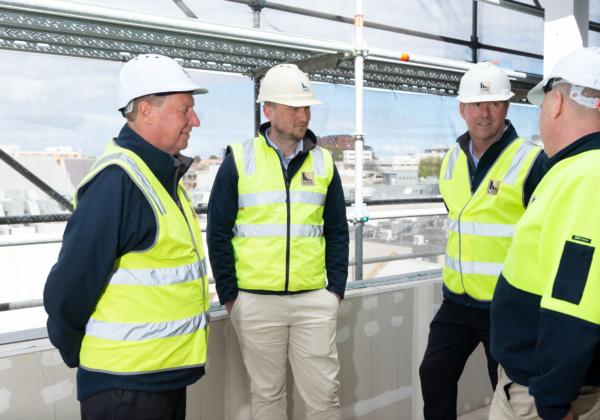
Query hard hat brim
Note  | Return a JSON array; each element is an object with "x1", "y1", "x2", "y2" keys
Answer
[
  {"x1": 456, "y1": 92, "x2": 515, "y2": 103},
  {"x1": 157, "y1": 88, "x2": 209, "y2": 96},
  {"x1": 257, "y1": 98, "x2": 322, "y2": 107},
  {"x1": 117, "y1": 87, "x2": 208, "y2": 110}
]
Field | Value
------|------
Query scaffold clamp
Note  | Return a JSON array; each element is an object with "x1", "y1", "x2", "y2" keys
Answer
[{"x1": 352, "y1": 202, "x2": 369, "y2": 223}]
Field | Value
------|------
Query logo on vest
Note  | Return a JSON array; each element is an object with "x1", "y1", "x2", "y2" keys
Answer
[
  {"x1": 487, "y1": 180, "x2": 500, "y2": 195},
  {"x1": 301, "y1": 171, "x2": 315, "y2": 186},
  {"x1": 572, "y1": 235, "x2": 592, "y2": 244}
]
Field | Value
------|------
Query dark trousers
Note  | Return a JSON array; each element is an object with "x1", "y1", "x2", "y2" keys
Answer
[
  {"x1": 80, "y1": 388, "x2": 187, "y2": 420},
  {"x1": 419, "y1": 300, "x2": 498, "y2": 420}
]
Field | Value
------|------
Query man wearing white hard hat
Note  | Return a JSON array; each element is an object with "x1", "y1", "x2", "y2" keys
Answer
[
  {"x1": 44, "y1": 54, "x2": 210, "y2": 420},
  {"x1": 207, "y1": 63, "x2": 348, "y2": 420},
  {"x1": 419, "y1": 62, "x2": 547, "y2": 420},
  {"x1": 490, "y1": 47, "x2": 600, "y2": 420}
]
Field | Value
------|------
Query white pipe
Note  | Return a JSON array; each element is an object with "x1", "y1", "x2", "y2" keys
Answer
[
  {"x1": 345, "y1": 206, "x2": 447, "y2": 222},
  {"x1": 365, "y1": 207, "x2": 447, "y2": 221},
  {"x1": 353, "y1": 0, "x2": 365, "y2": 221},
  {"x1": 0, "y1": 232, "x2": 63, "y2": 247},
  {"x1": 369, "y1": 48, "x2": 530, "y2": 79}
]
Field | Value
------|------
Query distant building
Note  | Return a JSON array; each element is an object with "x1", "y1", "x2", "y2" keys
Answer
[
  {"x1": 342, "y1": 149, "x2": 374, "y2": 165},
  {"x1": 378, "y1": 155, "x2": 419, "y2": 185},
  {"x1": 182, "y1": 156, "x2": 223, "y2": 207},
  {"x1": 0, "y1": 145, "x2": 94, "y2": 234},
  {"x1": 318, "y1": 135, "x2": 383, "y2": 187}
]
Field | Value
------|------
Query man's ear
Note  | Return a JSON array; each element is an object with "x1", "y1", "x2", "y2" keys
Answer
[
  {"x1": 263, "y1": 103, "x2": 272, "y2": 120},
  {"x1": 458, "y1": 102, "x2": 465, "y2": 120},
  {"x1": 549, "y1": 89, "x2": 564, "y2": 119},
  {"x1": 137, "y1": 100, "x2": 154, "y2": 124}
]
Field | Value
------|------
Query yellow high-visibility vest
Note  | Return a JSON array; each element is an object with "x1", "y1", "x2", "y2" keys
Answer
[
  {"x1": 77, "y1": 140, "x2": 209, "y2": 374},
  {"x1": 439, "y1": 137, "x2": 540, "y2": 301},
  {"x1": 230, "y1": 135, "x2": 334, "y2": 292},
  {"x1": 503, "y1": 149, "x2": 600, "y2": 325}
]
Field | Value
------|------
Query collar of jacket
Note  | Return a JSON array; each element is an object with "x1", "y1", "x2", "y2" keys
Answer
[
  {"x1": 545, "y1": 130, "x2": 600, "y2": 172},
  {"x1": 258, "y1": 121, "x2": 318, "y2": 154},
  {"x1": 457, "y1": 119, "x2": 518, "y2": 163},
  {"x1": 455, "y1": 120, "x2": 519, "y2": 193},
  {"x1": 115, "y1": 124, "x2": 193, "y2": 198}
]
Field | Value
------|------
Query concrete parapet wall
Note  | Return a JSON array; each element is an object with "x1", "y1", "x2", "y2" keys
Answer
[{"x1": 0, "y1": 279, "x2": 492, "y2": 419}]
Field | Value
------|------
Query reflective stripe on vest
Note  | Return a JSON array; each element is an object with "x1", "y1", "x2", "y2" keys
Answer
[
  {"x1": 439, "y1": 137, "x2": 541, "y2": 301},
  {"x1": 87, "y1": 152, "x2": 166, "y2": 214},
  {"x1": 234, "y1": 224, "x2": 323, "y2": 237},
  {"x1": 231, "y1": 135, "x2": 333, "y2": 292},
  {"x1": 444, "y1": 146, "x2": 461, "y2": 180},
  {"x1": 86, "y1": 311, "x2": 208, "y2": 342},
  {"x1": 445, "y1": 255, "x2": 503, "y2": 277},
  {"x1": 239, "y1": 191, "x2": 326, "y2": 208},
  {"x1": 242, "y1": 138, "x2": 256, "y2": 175},
  {"x1": 240, "y1": 137, "x2": 327, "y2": 177},
  {"x1": 312, "y1": 147, "x2": 326, "y2": 176},
  {"x1": 77, "y1": 140, "x2": 209, "y2": 375},
  {"x1": 503, "y1": 141, "x2": 537, "y2": 185},
  {"x1": 443, "y1": 140, "x2": 536, "y2": 185},
  {"x1": 448, "y1": 219, "x2": 515, "y2": 237},
  {"x1": 110, "y1": 259, "x2": 207, "y2": 286}
]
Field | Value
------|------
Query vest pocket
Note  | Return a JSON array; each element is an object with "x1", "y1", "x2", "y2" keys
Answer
[{"x1": 552, "y1": 240, "x2": 595, "y2": 305}]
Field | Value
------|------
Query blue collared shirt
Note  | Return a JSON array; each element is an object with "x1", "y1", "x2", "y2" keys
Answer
[
  {"x1": 469, "y1": 124, "x2": 508, "y2": 168},
  {"x1": 265, "y1": 128, "x2": 303, "y2": 170},
  {"x1": 469, "y1": 140, "x2": 480, "y2": 167}
]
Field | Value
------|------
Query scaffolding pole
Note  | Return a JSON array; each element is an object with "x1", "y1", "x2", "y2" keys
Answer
[{"x1": 353, "y1": 0, "x2": 366, "y2": 281}]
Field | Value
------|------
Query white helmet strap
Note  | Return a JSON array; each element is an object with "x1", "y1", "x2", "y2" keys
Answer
[{"x1": 568, "y1": 85, "x2": 600, "y2": 110}]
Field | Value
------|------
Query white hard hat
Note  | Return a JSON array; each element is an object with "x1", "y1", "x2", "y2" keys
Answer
[
  {"x1": 527, "y1": 47, "x2": 600, "y2": 107},
  {"x1": 457, "y1": 62, "x2": 514, "y2": 103},
  {"x1": 257, "y1": 63, "x2": 322, "y2": 107},
  {"x1": 117, "y1": 54, "x2": 208, "y2": 111}
]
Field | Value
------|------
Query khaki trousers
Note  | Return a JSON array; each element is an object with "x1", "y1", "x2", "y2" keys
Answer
[
  {"x1": 230, "y1": 289, "x2": 341, "y2": 420},
  {"x1": 489, "y1": 366, "x2": 600, "y2": 420}
]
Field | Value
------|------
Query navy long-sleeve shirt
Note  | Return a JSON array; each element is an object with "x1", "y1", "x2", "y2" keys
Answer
[
  {"x1": 207, "y1": 123, "x2": 349, "y2": 305},
  {"x1": 43, "y1": 124, "x2": 204, "y2": 400}
]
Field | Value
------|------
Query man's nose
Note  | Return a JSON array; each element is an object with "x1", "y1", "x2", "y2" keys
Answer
[
  {"x1": 479, "y1": 103, "x2": 491, "y2": 117},
  {"x1": 189, "y1": 110, "x2": 200, "y2": 127},
  {"x1": 297, "y1": 107, "x2": 310, "y2": 122}
]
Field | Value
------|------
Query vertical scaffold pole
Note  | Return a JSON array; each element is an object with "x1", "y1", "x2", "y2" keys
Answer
[
  {"x1": 353, "y1": 0, "x2": 367, "y2": 281},
  {"x1": 254, "y1": 78, "x2": 261, "y2": 134}
]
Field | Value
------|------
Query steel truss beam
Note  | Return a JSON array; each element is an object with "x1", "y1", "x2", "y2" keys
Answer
[{"x1": 0, "y1": 1, "x2": 539, "y2": 99}]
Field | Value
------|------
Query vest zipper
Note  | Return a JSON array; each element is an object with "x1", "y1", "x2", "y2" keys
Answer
[{"x1": 283, "y1": 167, "x2": 291, "y2": 292}]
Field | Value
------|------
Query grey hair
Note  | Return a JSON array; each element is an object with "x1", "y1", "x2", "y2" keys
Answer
[{"x1": 122, "y1": 94, "x2": 167, "y2": 121}]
